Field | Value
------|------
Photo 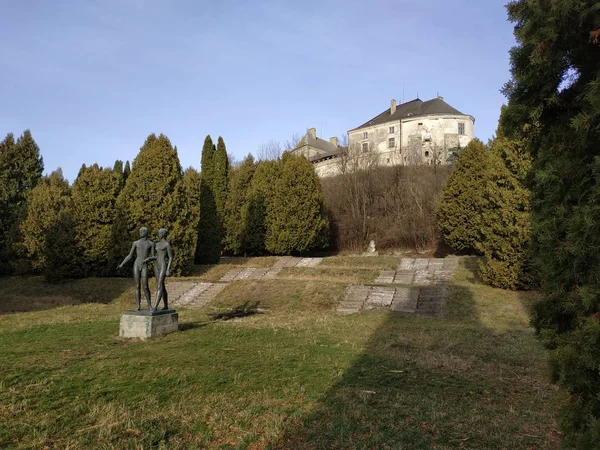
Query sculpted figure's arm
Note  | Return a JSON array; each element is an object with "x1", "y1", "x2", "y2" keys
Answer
[
  {"x1": 166, "y1": 243, "x2": 173, "y2": 277},
  {"x1": 117, "y1": 242, "x2": 136, "y2": 270},
  {"x1": 144, "y1": 242, "x2": 156, "y2": 264}
]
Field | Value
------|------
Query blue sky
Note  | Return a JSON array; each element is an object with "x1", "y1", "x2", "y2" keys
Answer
[{"x1": 1, "y1": 0, "x2": 516, "y2": 182}]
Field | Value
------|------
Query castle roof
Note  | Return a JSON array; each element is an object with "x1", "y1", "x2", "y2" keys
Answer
[{"x1": 350, "y1": 97, "x2": 469, "y2": 132}]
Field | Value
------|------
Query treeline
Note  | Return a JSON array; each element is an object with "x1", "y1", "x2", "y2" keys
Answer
[{"x1": 0, "y1": 132, "x2": 330, "y2": 281}]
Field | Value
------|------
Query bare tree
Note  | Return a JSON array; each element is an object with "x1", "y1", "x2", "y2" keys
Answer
[
  {"x1": 256, "y1": 140, "x2": 283, "y2": 161},
  {"x1": 283, "y1": 133, "x2": 302, "y2": 152}
]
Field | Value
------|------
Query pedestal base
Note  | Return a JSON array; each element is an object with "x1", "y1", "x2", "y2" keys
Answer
[{"x1": 119, "y1": 309, "x2": 178, "y2": 339}]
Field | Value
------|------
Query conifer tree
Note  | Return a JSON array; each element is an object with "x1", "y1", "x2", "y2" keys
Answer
[
  {"x1": 72, "y1": 164, "x2": 122, "y2": 275},
  {"x1": 123, "y1": 160, "x2": 131, "y2": 185},
  {"x1": 503, "y1": 1, "x2": 600, "y2": 444},
  {"x1": 113, "y1": 134, "x2": 194, "y2": 275},
  {"x1": 475, "y1": 151, "x2": 532, "y2": 290},
  {"x1": 0, "y1": 131, "x2": 44, "y2": 274},
  {"x1": 213, "y1": 136, "x2": 230, "y2": 223},
  {"x1": 437, "y1": 139, "x2": 490, "y2": 254},
  {"x1": 243, "y1": 159, "x2": 279, "y2": 255},
  {"x1": 44, "y1": 207, "x2": 80, "y2": 282},
  {"x1": 195, "y1": 135, "x2": 220, "y2": 263},
  {"x1": 224, "y1": 154, "x2": 255, "y2": 255},
  {"x1": 20, "y1": 169, "x2": 72, "y2": 272},
  {"x1": 181, "y1": 167, "x2": 202, "y2": 262},
  {"x1": 265, "y1": 153, "x2": 329, "y2": 254}
]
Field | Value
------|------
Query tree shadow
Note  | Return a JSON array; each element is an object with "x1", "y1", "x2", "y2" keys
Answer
[
  {"x1": 209, "y1": 301, "x2": 268, "y2": 321},
  {"x1": 0, "y1": 276, "x2": 132, "y2": 315},
  {"x1": 269, "y1": 279, "x2": 559, "y2": 449}
]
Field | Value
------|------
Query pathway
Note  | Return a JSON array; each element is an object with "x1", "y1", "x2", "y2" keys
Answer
[
  {"x1": 337, "y1": 257, "x2": 459, "y2": 317},
  {"x1": 168, "y1": 257, "x2": 324, "y2": 308},
  {"x1": 167, "y1": 256, "x2": 458, "y2": 318}
]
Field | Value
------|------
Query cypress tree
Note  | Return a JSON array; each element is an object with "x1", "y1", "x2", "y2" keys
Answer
[
  {"x1": 112, "y1": 134, "x2": 194, "y2": 275},
  {"x1": 72, "y1": 164, "x2": 122, "y2": 275},
  {"x1": 213, "y1": 136, "x2": 230, "y2": 223},
  {"x1": 44, "y1": 207, "x2": 80, "y2": 283},
  {"x1": 224, "y1": 154, "x2": 255, "y2": 255},
  {"x1": 265, "y1": 153, "x2": 329, "y2": 254},
  {"x1": 0, "y1": 131, "x2": 44, "y2": 274},
  {"x1": 20, "y1": 169, "x2": 72, "y2": 272},
  {"x1": 243, "y1": 159, "x2": 279, "y2": 255},
  {"x1": 181, "y1": 167, "x2": 202, "y2": 264},
  {"x1": 437, "y1": 139, "x2": 490, "y2": 254},
  {"x1": 123, "y1": 160, "x2": 131, "y2": 185},
  {"x1": 475, "y1": 151, "x2": 532, "y2": 290},
  {"x1": 503, "y1": 1, "x2": 600, "y2": 444},
  {"x1": 195, "y1": 135, "x2": 220, "y2": 263}
]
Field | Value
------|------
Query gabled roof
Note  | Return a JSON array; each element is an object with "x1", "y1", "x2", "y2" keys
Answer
[
  {"x1": 294, "y1": 133, "x2": 340, "y2": 154},
  {"x1": 350, "y1": 97, "x2": 469, "y2": 132}
]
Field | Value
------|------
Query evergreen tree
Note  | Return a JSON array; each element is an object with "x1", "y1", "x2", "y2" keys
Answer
[
  {"x1": 181, "y1": 167, "x2": 202, "y2": 264},
  {"x1": 213, "y1": 136, "x2": 230, "y2": 223},
  {"x1": 44, "y1": 207, "x2": 80, "y2": 283},
  {"x1": 243, "y1": 159, "x2": 279, "y2": 255},
  {"x1": 503, "y1": 1, "x2": 600, "y2": 444},
  {"x1": 113, "y1": 134, "x2": 194, "y2": 275},
  {"x1": 437, "y1": 139, "x2": 490, "y2": 254},
  {"x1": 224, "y1": 154, "x2": 255, "y2": 255},
  {"x1": 475, "y1": 151, "x2": 532, "y2": 290},
  {"x1": 72, "y1": 164, "x2": 122, "y2": 275},
  {"x1": 195, "y1": 135, "x2": 220, "y2": 263},
  {"x1": 123, "y1": 160, "x2": 131, "y2": 185},
  {"x1": 20, "y1": 169, "x2": 72, "y2": 272},
  {"x1": 265, "y1": 153, "x2": 330, "y2": 254},
  {"x1": 0, "y1": 131, "x2": 44, "y2": 274}
]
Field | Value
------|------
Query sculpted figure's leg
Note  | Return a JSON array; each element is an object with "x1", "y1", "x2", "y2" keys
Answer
[
  {"x1": 133, "y1": 267, "x2": 141, "y2": 311},
  {"x1": 163, "y1": 281, "x2": 169, "y2": 310},
  {"x1": 154, "y1": 269, "x2": 166, "y2": 310},
  {"x1": 142, "y1": 267, "x2": 152, "y2": 309}
]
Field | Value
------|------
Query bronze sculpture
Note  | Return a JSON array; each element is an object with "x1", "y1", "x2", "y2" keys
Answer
[
  {"x1": 117, "y1": 226, "x2": 155, "y2": 311},
  {"x1": 153, "y1": 228, "x2": 173, "y2": 310}
]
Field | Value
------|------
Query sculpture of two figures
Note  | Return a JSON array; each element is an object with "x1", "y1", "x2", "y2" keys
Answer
[{"x1": 117, "y1": 227, "x2": 173, "y2": 311}]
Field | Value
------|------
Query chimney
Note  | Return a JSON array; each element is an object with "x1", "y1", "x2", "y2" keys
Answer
[
  {"x1": 308, "y1": 127, "x2": 317, "y2": 139},
  {"x1": 437, "y1": 95, "x2": 444, "y2": 101},
  {"x1": 390, "y1": 99, "x2": 396, "y2": 115},
  {"x1": 329, "y1": 136, "x2": 338, "y2": 147}
]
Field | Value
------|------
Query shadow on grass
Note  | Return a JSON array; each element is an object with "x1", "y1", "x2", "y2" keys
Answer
[
  {"x1": 0, "y1": 276, "x2": 132, "y2": 315},
  {"x1": 270, "y1": 279, "x2": 559, "y2": 449},
  {"x1": 209, "y1": 301, "x2": 268, "y2": 321}
]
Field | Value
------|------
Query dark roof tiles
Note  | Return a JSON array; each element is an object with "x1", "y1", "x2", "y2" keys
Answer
[{"x1": 350, "y1": 97, "x2": 469, "y2": 131}]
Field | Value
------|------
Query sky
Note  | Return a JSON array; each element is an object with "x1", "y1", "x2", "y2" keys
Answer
[{"x1": 1, "y1": 0, "x2": 516, "y2": 182}]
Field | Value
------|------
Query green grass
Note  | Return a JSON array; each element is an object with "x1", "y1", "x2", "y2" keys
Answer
[{"x1": 0, "y1": 256, "x2": 562, "y2": 449}]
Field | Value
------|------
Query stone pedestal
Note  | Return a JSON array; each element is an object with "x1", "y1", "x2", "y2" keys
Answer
[{"x1": 119, "y1": 309, "x2": 178, "y2": 339}]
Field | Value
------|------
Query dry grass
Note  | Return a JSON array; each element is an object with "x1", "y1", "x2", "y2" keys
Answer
[{"x1": 0, "y1": 255, "x2": 562, "y2": 449}]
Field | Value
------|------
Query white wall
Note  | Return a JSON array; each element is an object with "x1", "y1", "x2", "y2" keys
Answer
[{"x1": 347, "y1": 114, "x2": 475, "y2": 166}]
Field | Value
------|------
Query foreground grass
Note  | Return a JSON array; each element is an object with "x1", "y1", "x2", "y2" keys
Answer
[{"x1": 0, "y1": 257, "x2": 561, "y2": 449}]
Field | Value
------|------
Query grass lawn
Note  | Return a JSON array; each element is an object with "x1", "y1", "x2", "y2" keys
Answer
[{"x1": 0, "y1": 257, "x2": 562, "y2": 449}]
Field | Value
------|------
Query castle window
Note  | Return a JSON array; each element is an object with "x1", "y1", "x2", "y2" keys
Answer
[
  {"x1": 458, "y1": 122, "x2": 465, "y2": 135},
  {"x1": 389, "y1": 126, "x2": 395, "y2": 134},
  {"x1": 425, "y1": 151, "x2": 430, "y2": 157},
  {"x1": 363, "y1": 131, "x2": 368, "y2": 139},
  {"x1": 388, "y1": 137, "x2": 396, "y2": 148},
  {"x1": 361, "y1": 142, "x2": 369, "y2": 153}
]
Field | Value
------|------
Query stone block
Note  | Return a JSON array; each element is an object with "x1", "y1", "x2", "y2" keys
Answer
[{"x1": 119, "y1": 310, "x2": 179, "y2": 339}]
